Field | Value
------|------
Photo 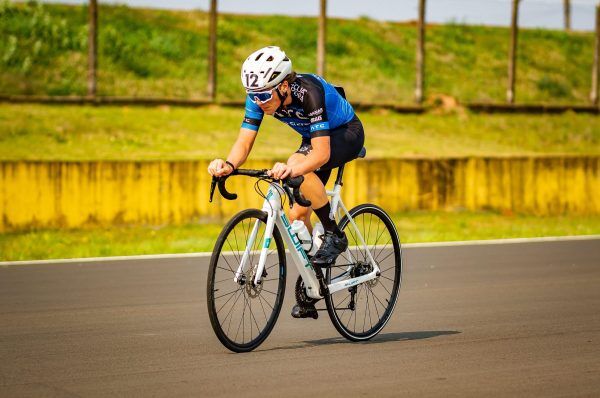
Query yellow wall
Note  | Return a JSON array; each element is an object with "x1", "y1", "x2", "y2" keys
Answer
[{"x1": 1, "y1": 157, "x2": 598, "y2": 232}]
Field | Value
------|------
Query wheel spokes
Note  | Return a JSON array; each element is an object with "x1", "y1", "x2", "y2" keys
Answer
[
  {"x1": 211, "y1": 214, "x2": 284, "y2": 346},
  {"x1": 328, "y1": 207, "x2": 401, "y2": 338}
]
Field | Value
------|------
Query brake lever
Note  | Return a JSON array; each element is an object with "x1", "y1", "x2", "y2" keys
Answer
[
  {"x1": 209, "y1": 175, "x2": 237, "y2": 202},
  {"x1": 209, "y1": 177, "x2": 217, "y2": 203},
  {"x1": 283, "y1": 184, "x2": 295, "y2": 209},
  {"x1": 284, "y1": 176, "x2": 312, "y2": 207},
  {"x1": 293, "y1": 187, "x2": 311, "y2": 207}
]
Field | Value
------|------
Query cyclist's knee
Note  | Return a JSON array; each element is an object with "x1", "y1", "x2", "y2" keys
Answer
[{"x1": 289, "y1": 204, "x2": 310, "y2": 223}]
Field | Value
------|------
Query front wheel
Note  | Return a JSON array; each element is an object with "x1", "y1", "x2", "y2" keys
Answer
[
  {"x1": 207, "y1": 209, "x2": 286, "y2": 352},
  {"x1": 325, "y1": 204, "x2": 402, "y2": 341}
]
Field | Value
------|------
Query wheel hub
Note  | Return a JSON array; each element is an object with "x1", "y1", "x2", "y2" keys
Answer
[
  {"x1": 350, "y1": 261, "x2": 372, "y2": 278},
  {"x1": 243, "y1": 264, "x2": 267, "y2": 298},
  {"x1": 350, "y1": 261, "x2": 378, "y2": 287},
  {"x1": 246, "y1": 280, "x2": 262, "y2": 298}
]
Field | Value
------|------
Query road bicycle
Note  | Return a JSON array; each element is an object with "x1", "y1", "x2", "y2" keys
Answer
[{"x1": 206, "y1": 148, "x2": 403, "y2": 352}]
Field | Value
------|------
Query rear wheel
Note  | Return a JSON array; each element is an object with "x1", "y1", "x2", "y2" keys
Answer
[
  {"x1": 207, "y1": 209, "x2": 286, "y2": 352},
  {"x1": 325, "y1": 204, "x2": 402, "y2": 341}
]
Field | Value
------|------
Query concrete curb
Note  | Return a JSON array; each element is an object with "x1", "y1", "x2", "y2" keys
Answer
[{"x1": 1, "y1": 235, "x2": 598, "y2": 266}]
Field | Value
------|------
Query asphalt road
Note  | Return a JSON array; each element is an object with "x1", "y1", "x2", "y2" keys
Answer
[{"x1": 1, "y1": 239, "x2": 599, "y2": 397}]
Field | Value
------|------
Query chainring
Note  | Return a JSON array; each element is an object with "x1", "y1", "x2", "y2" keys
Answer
[{"x1": 295, "y1": 275, "x2": 319, "y2": 306}]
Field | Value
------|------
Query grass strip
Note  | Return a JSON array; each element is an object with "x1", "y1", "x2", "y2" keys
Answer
[
  {"x1": 1, "y1": 104, "x2": 598, "y2": 160},
  {"x1": 1, "y1": 211, "x2": 598, "y2": 261}
]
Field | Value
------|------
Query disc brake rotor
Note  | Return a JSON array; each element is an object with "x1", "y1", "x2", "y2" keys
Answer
[{"x1": 245, "y1": 263, "x2": 267, "y2": 298}]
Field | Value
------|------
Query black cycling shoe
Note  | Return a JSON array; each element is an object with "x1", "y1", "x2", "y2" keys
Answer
[
  {"x1": 312, "y1": 231, "x2": 348, "y2": 267},
  {"x1": 291, "y1": 304, "x2": 318, "y2": 319}
]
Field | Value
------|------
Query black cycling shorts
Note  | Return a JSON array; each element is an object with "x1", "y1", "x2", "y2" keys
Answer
[{"x1": 295, "y1": 115, "x2": 365, "y2": 185}]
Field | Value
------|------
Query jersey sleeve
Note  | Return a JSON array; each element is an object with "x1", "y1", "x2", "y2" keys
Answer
[
  {"x1": 303, "y1": 88, "x2": 330, "y2": 138},
  {"x1": 241, "y1": 95, "x2": 264, "y2": 132}
]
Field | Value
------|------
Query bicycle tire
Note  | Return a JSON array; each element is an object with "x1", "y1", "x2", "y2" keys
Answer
[
  {"x1": 207, "y1": 209, "x2": 286, "y2": 352},
  {"x1": 325, "y1": 204, "x2": 402, "y2": 341}
]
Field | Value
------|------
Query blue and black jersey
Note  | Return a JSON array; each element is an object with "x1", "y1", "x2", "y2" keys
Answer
[{"x1": 241, "y1": 74, "x2": 355, "y2": 139}]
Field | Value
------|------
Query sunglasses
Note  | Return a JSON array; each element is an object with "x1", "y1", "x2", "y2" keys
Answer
[
  {"x1": 251, "y1": 90, "x2": 274, "y2": 104},
  {"x1": 248, "y1": 83, "x2": 281, "y2": 104}
]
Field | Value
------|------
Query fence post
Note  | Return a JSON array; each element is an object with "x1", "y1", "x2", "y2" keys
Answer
[
  {"x1": 317, "y1": 0, "x2": 327, "y2": 77},
  {"x1": 87, "y1": 0, "x2": 97, "y2": 97},
  {"x1": 208, "y1": 0, "x2": 217, "y2": 101},
  {"x1": 592, "y1": 3, "x2": 600, "y2": 106},
  {"x1": 563, "y1": 0, "x2": 571, "y2": 31},
  {"x1": 507, "y1": 0, "x2": 520, "y2": 104},
  {"x1": 415, "y1": 0, "x2": 426, "y2": 104}
]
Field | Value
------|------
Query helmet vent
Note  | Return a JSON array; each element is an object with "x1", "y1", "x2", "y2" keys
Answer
[
  {"x1": 254, "y1": 53, "x2": 263, "y2": 61},
  {"x1": 269, "y1": 71, "x2": 281, "y2": 82},
  {"x1": 266, "y1": 55, "x2": 274, "y2": 62}
]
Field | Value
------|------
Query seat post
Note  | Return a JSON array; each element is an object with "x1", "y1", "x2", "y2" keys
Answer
[
  {"x1": 334, "y1": 164, "x2": 345, "y2": 186},
  {"x1": 332, "y1": 147, "x2": 364, "y2": 188}
]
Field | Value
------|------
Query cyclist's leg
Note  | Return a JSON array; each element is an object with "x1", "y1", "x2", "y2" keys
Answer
[
  {"x1": 286, "y1": 153, "x2": 330, "y2": 233},
  {"x1": 287, "y1": 153, "x2": 328, "y2": 319},
  {"x1": 310, "y1": 116, "x2": 364, "y2": 265},
  {"x1": 318, "y1": 115, "x2": 365, "y2": 171},
  {"x1": 289, "y1": 204, "x2": 312, "y2": 231}
]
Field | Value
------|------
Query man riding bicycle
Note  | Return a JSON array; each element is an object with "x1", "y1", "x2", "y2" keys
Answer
[{"x1": 207, "y1": 46, "x2": 365, "y2": 318}]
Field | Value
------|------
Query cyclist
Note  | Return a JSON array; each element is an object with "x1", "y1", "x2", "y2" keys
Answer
[{"x1": 208, "y1": 46, "x2": 365, "y2": 317}]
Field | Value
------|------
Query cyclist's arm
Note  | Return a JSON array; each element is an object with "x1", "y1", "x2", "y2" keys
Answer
[
  {"x1": 225, "y1": 127, "x2": 257, "y2": 169},
  {"x1": 226, "y1": 95, "x2": 264, "y2": 169}
]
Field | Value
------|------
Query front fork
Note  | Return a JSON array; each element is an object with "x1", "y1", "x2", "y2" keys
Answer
[{"x1": 233, "y1": 215, "x2": 274, "y2": 286}]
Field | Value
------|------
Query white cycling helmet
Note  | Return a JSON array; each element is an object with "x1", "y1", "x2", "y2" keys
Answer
[{"x1": 241, "y1": 46, "x2": 292, "y2": 93}]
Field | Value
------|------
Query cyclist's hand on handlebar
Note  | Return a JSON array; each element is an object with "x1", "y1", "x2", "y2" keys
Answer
[
  {"x1": 208, "y1": 158, "x2": 234, "y2": 177},
  {"x1": 267, "y1": 162, "x2": 293, "y2": 180}
]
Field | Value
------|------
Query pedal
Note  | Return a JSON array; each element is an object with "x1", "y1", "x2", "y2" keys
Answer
[{"x1": 291, "y1": 304, "x2": 318, "y2": 319}]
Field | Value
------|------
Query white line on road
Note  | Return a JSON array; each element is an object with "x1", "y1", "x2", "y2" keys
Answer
[{"x1": 1, "y1": 234, "x2": 598, "y2": 267}]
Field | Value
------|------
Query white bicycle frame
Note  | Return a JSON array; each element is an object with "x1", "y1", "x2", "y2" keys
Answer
[{"x1": 232, "y1": 181, "x2": 381, "y2": 300}]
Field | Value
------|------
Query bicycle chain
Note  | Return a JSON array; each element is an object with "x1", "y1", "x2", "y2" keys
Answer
[{"x1": 294, "y1": 275, "x2": 319, "y2": 307}]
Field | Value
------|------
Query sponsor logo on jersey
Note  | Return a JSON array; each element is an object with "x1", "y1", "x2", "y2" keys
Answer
[
  {"x1": 275, "y1": 107, "x2": 308, "y2": 120},
  {"x1": 310, "y1": 122, "x2": 328, "y2": 132},
  {"x1": 308, "y1": 108, "x2": 323, "y2": 117},
  {"x1": 310, "y1": 115, "x2": 323, "y2": 123},
  {"x1": 243, "y1": 117, "x2": 260, "y2": 126},
  {"x1": 290, "y1": 82, "x2": 308, "y2": 101}
]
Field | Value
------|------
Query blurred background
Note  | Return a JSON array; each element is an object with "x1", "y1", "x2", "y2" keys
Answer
[{"x1": 0, "y1": 0, "x2": 598, "y2": 261}]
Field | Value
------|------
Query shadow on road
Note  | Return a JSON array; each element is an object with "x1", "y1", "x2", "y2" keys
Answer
[{"x1": 260, "y1": 330, "x2": 461, "y2": 353}]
